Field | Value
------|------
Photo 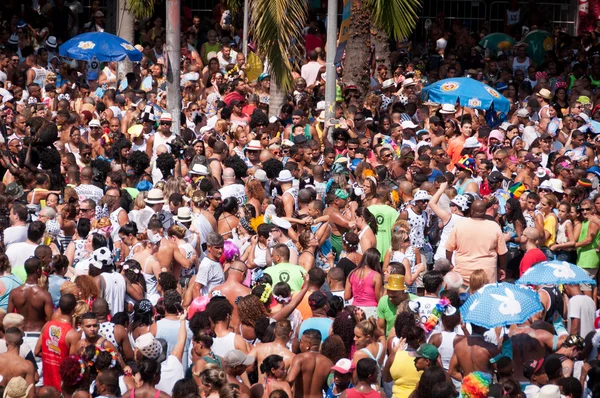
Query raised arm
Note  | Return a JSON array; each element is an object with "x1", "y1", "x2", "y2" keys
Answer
[{"x1": 429, "y1": 181, "x2": 452, "y2": 225}]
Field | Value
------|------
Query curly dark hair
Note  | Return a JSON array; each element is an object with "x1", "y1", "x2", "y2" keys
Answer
[
  {"x1": 332, "y1": 310, "x2": 356, "y2": 358},
  {"x1": 321, "y1": 335, "x2": 347, "y2": 363},
  {"x1": 35, "y1": 121, "x2": 59, "y2": 146},
  {"x1": 237, "y1": 295, "x2": 267, "y2": 326},
  {"x1": 156, "y1": 152, "x2": 175, "y2": 178},
  {"x1": 127, "y1": 150, "x2": 151, "y2": 177},
  {"x1": 92, "y1": 158, "x2": 112, "y2": 183},
  {"x1": 249, "y1": 109, "x2": 269, "y2": 129},
  {"x1": 112, "y1": 139, "x2": 132, "y2": 161},
  {"x1": 122, "y1": 259, "x2": 146, "y2": 294},
  {"x1": 262, "y1": 158, "x2": 284, "y2": 180},
  {"x1": 223, "y1": 155, "x2": 247, "y2": 179},
  {"x1": 37, "y1": 146, "x2": 61, "y2": 169},
  {"x1": 158, "y1": 272, "x2": 177, "y2": 292}
]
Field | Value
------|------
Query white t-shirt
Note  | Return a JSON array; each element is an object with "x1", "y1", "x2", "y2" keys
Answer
[
  {"x1": 300, "y1": 61, "x2": 322, "y2": 86},
  {"x1": 6, "y1": 242, "x2": 38, "y2": 268},
  {"x1": 3, "y1": 226, "x2": 28, "y2": 248},
  {"x1": 0, "y1": 70, "x2": 6, "y2": 83},
  {"x1": 567, "y1": 294, "x2": 596, "y2": 337},
  {"x1": 156, "y1": 355, "x2": 184, "y2": 396},
  {"x1": 219, "y1": 184, "x2": 247, "y2": 206},
  {"x1": 195, "y1": 257, "x2": 224, "y2": 296}
]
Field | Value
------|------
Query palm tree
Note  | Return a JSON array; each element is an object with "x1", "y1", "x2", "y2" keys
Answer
[
  {"x1": 344, "y1": 0, "x2": 421, "y2": 103},
  {"x1": 249, "y1": 0, "x2": 308, "y2": 117},
  {"x1": 117, "y1": 0, "x2": 156, "y2": 73}
]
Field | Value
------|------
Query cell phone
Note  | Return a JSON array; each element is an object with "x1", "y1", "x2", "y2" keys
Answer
[{"x1": 329, "y1": 118, "x2": 339, "y2": 125}]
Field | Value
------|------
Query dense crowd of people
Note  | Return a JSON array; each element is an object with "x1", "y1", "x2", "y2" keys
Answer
[{"x1": 0, "y1": 1, "x2": 600, "y2": 398}]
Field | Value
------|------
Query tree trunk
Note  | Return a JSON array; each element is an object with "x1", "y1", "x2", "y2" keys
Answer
[
  {"x1": 343, "y1": 0, "x2": 373, "y2": 105},
  {"x1": 117, "y1": 0, "x2": 135, "y2": 76},
  {"x1": 269, "y1": 75, "x2": 285, "y2": 118},
  {"x1": 166, "y1": 0, "x2": 181, "y2": 134},
  {"x1": 371, "y1": 27, "x2": 390, "y2": 76}
]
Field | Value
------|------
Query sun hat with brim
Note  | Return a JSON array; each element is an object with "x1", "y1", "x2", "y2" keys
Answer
[
  {"x1": 413, "y1": 190, "x2": 432, "y2": 202},
  {"x1": 384, "y1": 274, "x2": 405, "y2": 291},
  {"x1": 174, "y1": 207, "x2": 193, "y2": 223},
  {"x1": 463, "y1": 137, "x2": 481, "y2": 149},
  {"x1": 538, "y1": 180, "x2": 554, "y2": 192},
  {"x1": 577, "y1": 95, "x2": 591, "y2": 105},
  {"x1": 135, "y1": 333, "x2": 168, "y2": 364},
  {"x1": 450, "y1": 194, "x2": 470, "y2": 212},
  {"x1": 223, "y1": 350, "x2": 255, "y2": 367},
  {"x1": 245, "y1": 140, "x2": 262, "y2": 151},
  {"x1": 189, "y1": 164, "x2": 209, "y2": 176},
  {"x1": 254, "y1": 169, "x2": 268, "y2": 182},
  {"x1": 89, "y1": 119, "x2": 102, "y2": 128},
  {"x1": 277, "y1": 170, "x2": 294, "y2": 182},
  {"x1": 331, "y1": 358, "x2": 356, "y2": 374},
  {"x1": 145, "y1": 188, "x2": 165, "y2": 204},
  {"x1": 382, "y1": 79, "x2": 396, "y2": 90},
  {"x1": 4, "y1": 183, "x2": 24, "y2": 200},
  {"x1": 3, "y1": 376, "x2": 33, "y2": 398},
  {"x1": 439, "y1": 104, "x2": 456, "y2": 114},
  {"x1": 128, "y1": 124, "x2": 143, "y2": 138},
  {"x1": 45, "y1": 36, "x2": 58, "y2": 49},
  {"x1": 271, "y1": 216, "x2": 292, "y2": 230},
  {"x1": 549, "y1": 178, "x2": 564, "y2": 193},
  {"x1": 160, "y1": 113, "x2": 173, "y2": 122},
  {"x1": 536, "y1": 88, "x2": 552, "y2": 100},
  {"x1": 401, "y1": 120, "x2": 418, "y2": 129},
  {"x1": 402, "y1": 78, "x2": 416, "y2": 87},
  {"x1": 535, "y1": 385, "x2": 562, "y2": 398}
]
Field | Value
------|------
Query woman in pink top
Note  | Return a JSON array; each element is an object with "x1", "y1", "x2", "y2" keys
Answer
[{"x1": 344, "y1": 248, "x2": 383, "y2": 319}]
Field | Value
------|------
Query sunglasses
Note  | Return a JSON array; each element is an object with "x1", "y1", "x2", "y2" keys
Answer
[
  {"x1": 581, "y1": 207, "x2": 592, "y2": 212},
  {"x1": 160, "y1": 122, "x2": 172, "y2": 125}
]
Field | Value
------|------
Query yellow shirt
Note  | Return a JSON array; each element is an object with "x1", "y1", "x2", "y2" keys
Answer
[
  {"x1": 544, "y1": 214, "x2": 557, "y2": 247},
  {"x1": 390, "y1": 350, "x2": 422, "y2": 398}
]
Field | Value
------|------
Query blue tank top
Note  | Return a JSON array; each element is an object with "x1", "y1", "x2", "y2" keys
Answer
[
  {"x1": 0, "y1": 275, "x2": 22, "y2": 311},
  {"x1": 156, "y1": 318, "x2": 192, "y2": 368}
]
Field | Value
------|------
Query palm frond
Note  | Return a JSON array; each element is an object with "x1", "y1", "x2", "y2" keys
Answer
[
  {"x1": 365, "y1": 0, "x2": 421, "y2": 41},
  {"x1": 126, "y1": 0, "x2": 156, "y2": 20},
  {"x1": 250, "y1": 0, "x2": 307, "y2": 93},
  {"x1": 224, "y1": 0, "x2": 243, "y2": 20}
]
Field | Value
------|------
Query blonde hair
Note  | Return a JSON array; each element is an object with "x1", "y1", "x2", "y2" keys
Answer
[
  {"x1": 200, "y1": 364, "x2": 226, "y2": 392},
  {"x1": 134, "y1": 191, "x2": 147, "y2": 210},
  {"x1": 469, "y1": 269, "x2": 489, "y2": 294},
  {"x1": 3, "y1": 314, "x2": 24, "y2": 329},
  {"x1": 390, "y1": 220, "x2": 410, "y2": 251},
  {"x1": 356, "y1": 318, "x2": 378, "y2": 338}
]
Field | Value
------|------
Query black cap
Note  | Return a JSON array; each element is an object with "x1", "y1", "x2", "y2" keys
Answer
[
  {"x1": 292, "y1": 109, "x2": 305, "y2": 117},
  {"x1": 293, "y1": 134, "x2": 307, "y2": 144},
  {"x1": 487, "y1": 171, "x2": 505, "y2": 184},
  {"x1": 429, "y1": 115, "x2": 441, "y2": 124}
]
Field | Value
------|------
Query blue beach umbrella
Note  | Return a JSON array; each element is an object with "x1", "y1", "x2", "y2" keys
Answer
[
  {"x1": 460, "y1": 283, "x2": 543, "y2": 328},
  {"x1": 59, "y1": 32, "x2": 143, "y2": 62},
  {"x1": 516, "y1": 260, "x2": 596, "y2": 286},
  {"x1": 421, "y1": 77, "x2": 511, "y2": 113}
]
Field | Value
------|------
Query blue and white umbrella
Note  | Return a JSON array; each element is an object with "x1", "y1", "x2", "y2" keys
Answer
[
  {"x1": 460, "y1": 283, "x2": 543, "y2": 328},
  {"x1": 516, "y1": 260, "x2": 596, "y2": 286},
  {"x1": 59, "y1": 32, "x2": 142, "y2": 62},
  {"x1": 421, "y1": 77, "x2": 511, "y2": 113}
]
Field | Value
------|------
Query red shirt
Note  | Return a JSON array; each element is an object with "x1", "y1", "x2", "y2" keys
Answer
[
  {"x1": 42, "y1": 320, "x2": 74, "y2": 390},
  {"x1": 519, "y1": 248, "x2": 547, "y2": 276},
  {"x1": 304, "y1": 34, "x2": 323, "y2": 54}
]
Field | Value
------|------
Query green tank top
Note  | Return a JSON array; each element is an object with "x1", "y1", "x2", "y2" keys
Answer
[
  {"x1": 576, "y1": 220, "x2": 600, "y2": 269},
  {"x1": 203, "y1": 43, "x2": 221, "y2": 61}
]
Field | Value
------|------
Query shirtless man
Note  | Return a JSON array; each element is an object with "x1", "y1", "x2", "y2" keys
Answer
[
  {"x1": 70, "y1": 312, "x2": 117, "y2": 355},
  {"x1": 0, "y1": 327, "x2": 37, "y2": 389},
  {"x1": 323, "y1": 190, "x2": 355, "y2": 258},
  {"x1": 287, "y1": 329, "x2": 333, "y2": 398},
  {"x1": 515, "y1": 153, "x2": 540, "y2": 189},
  {"x1": 209, "y1": 260, "x2": 250, "y2": 329},
  {"x1": 7, "y1": 257, "x2": 53, "y2": 353},
  {"x1": 508, "y1": 321, "x2": 566, "y2": 381},
  {"x1": 449, "y1": 325, "x2": 500, "y2": 382},
  {"x1": 249, "y1": 320, "x2": 295, "y2": 383}
]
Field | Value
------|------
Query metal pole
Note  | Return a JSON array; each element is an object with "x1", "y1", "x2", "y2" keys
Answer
[
  {"x1": 243, "y1": 0, "x2": 249, "y2": 58},
  {"x1": 166, "y1": 0, "x2": 181, "y2": 135},
  {"x1": 324, "y1": 0, "x2": 338, "y2": 120}
]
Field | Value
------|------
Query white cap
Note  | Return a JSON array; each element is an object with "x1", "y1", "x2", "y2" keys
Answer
[
  {"x1": 401, "y1": 120, "x2": 418, "y2": 129},
  {"x1": 463, "y1": 136, "x2": 482, "y2": 148}
]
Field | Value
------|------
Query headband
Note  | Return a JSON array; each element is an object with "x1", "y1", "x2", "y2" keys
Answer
[
  {"x1": 342, "y1": 232, "x2": 358, "y2": 247},
  {"x1": 335, "y1": 189, "x2": 349, "y2": 200}
]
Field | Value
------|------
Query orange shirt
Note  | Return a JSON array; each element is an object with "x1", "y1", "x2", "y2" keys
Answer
[{"x1": 447, "y1": 136, "x2": 466, "y2": 168}]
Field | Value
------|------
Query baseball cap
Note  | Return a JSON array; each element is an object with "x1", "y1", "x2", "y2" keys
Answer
[
  {"x1": 525, "y1": 153, "x2": 542, "y2": 163},
  {"x1": 308, "y1": 291, "x2": 328, "y2": 309},
  {"x1": 516, "y1": 108, "x2": 530, "y2": 117},
  {"x1": 523, "y1": 358, "x2": 545, "y2": 379},
  {"x1": 487, "y1": 171, "x2": 506, "y2": 184},
  {"x1": 331, "y1": 358, "x2": 355, "y2": 374},
  {"x1": 415, "y1": 344, "x2": 439, "y2": 360},
  {"x1": 223, "y1": 350, "x2": 255, "y2": 367}
]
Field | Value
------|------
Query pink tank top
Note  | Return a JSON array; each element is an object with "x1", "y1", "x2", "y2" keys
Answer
[{"x1": 349, "y1": 269, "x2": 378, "y2": 307}]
